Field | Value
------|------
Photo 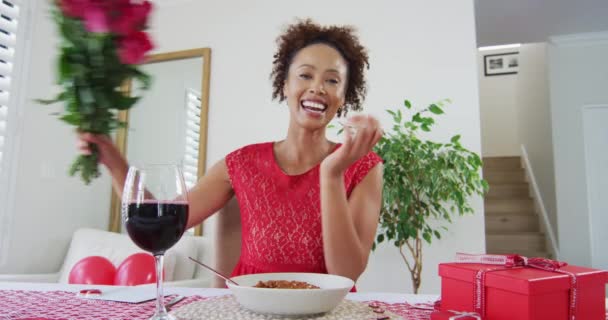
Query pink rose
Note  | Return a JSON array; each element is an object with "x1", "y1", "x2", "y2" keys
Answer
[
  {"x1": 110, "y1": 1, "x2": 152, "y2": 35},
  {"x1": 83, "y1": 5, "x2": 109, "y2": 33},
  {"x1": 59, "y1": 0, "x2": 88, "y2": 18},
  {"x1": 117, "y1": 31, "x2": 154, "y2": 65},
  {"x1": 60, "y1": 0, "x2": 110, "y2": 33},
  {"x1": 129, "y1": 1, "x2": 153, "y2": 27}
]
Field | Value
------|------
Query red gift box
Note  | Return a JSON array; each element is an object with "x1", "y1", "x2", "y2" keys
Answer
[
  {"x1": 431, "y1": 310, "x2": 481, "y2": 319},
  {"x1": 439, "y1": 255, "x2": 608, "y2": 320}
]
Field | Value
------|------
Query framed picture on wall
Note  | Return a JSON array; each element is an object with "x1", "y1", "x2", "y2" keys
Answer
[{"x1": 484, "y1": 52, "x2": 519, "y2": 76}]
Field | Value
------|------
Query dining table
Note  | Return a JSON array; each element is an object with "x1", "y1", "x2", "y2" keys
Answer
[
  {"x1": 0, "y1": 281, "x2": 441, "y2": 320},
  {"x1": 2, "y1": 282, "x2": 607, "y2": 320}
]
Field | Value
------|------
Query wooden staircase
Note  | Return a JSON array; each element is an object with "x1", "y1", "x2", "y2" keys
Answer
[{"x1": 484, "y1": 157, "x2": 551, "y2": 258}]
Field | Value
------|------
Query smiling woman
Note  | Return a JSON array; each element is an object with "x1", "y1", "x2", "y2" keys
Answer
[{"x1": 215, "y1": 20, "x2": 383, "y2": 283}]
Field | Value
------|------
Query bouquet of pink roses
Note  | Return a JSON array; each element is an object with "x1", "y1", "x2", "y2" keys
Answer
[{"x1": 39, "y1": 0, "x2": 154, "y2": 184}]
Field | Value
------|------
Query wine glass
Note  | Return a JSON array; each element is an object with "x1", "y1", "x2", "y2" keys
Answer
[{"x1": 122, "y1": 164, "x2": 189, "y2": 320}]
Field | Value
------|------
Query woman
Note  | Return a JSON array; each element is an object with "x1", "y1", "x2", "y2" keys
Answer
[{"x1": 79, "y1": 19, "x2": 383, "y2": 282}]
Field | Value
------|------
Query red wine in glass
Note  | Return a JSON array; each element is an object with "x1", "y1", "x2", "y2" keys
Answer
[
  {"x1": 122, "y1": 164, "x2": 189, "y2": 320},
  {"x1": 126, "y1": 201, "x2": 189, "y2": 255}
]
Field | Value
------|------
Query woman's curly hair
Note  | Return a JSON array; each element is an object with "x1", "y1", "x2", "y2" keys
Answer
[{"x1": 270, "y1": 19, "x2": 370, "y2": 117}]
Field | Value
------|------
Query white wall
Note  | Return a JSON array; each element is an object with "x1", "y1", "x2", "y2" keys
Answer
[
  {"x1": 548, "y1": 31, "x2": 608, "y2": 267},
  {"x1": 478, "y1": 49, "x2": 520, "y2": 156},
  {"x1": 1, "y1": 0, "x2": 484, "y2": 294},
  {"x1": 581, "y1": 105, "x2": 608, "y2": 270},
  {"x1": 515, "y1": 43, "x2": 558, "y2": 242}
]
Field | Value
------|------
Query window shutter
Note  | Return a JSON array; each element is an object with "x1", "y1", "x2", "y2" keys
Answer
[
  {"x1": 0, "y1": 0, "x2": 21, "y2": 174},
  {"x1": 183, "y1": 89, "x2": 201, "y2": 189}
]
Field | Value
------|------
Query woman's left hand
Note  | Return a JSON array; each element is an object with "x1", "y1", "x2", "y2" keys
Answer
[{"x1": 321, "y1": 114, "x2": 383, "y2": 176}]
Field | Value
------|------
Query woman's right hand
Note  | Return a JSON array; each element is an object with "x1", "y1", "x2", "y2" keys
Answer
[{"x1": 77, "y1": 132, "x2": 127, "y2": 173}]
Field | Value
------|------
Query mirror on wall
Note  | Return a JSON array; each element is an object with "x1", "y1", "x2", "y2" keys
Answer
[{"x1": 109, "y1": 48, "x2": 211, "y2": 236}]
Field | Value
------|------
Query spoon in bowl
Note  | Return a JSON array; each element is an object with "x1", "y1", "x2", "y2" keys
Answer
[{"x1": 188, "y1": 256, "x2": 240, "y2": 286}]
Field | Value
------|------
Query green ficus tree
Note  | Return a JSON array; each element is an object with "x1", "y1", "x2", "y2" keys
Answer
[{"x1": 372, "y1": 99, "x2": 488, "y2": 293}]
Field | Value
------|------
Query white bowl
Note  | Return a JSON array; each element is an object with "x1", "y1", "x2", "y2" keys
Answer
[{"x1": 226, "y1": 272, "x2": 354, "y2": 315}]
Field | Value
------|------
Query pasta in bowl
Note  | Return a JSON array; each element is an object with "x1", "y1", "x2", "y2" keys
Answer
[{"x1": 226, "y1": 272, "x2": 354, "y2": 315}]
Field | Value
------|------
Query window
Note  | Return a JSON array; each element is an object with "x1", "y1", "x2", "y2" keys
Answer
[{"x1": 0, "y1": 0, "x2": 29, "y2": 265}]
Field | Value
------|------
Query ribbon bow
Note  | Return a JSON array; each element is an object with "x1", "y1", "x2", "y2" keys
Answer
[
  {"x1": 523, "y1": 256, "x2": 568, "y2": 271},
  {"x1": 447, "y1": 310, "x2": 482, "y2": 320},
  {"x1": 454, "y1": 253, "x2": 577, "y2": 320},
  {"x1": 454, "y1": 252, "x2": 568, "y2": 269}
]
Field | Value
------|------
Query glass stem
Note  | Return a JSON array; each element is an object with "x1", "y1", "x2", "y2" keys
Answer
[{"x1": 154, "y1": 254, "x2": 166, "y2": 315}]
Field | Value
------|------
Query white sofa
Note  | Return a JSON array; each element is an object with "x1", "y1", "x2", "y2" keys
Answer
[{"x1": 0, "y1": 228, "x2": 216, "y2": 287}]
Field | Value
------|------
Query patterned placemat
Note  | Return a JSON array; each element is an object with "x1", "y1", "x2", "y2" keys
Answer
[
  {"x1": 0, "y1": 290, "x2": 197, "y2": 320},
  {"x1": 372, "y1": 301, "x2": 435, "y2": 320},
  {"x1": 1, "y1": 289, "x2": 604, "y2": 320},
  {"x1": 171, "y1": 295, "x2": 403, "y2": 320}
]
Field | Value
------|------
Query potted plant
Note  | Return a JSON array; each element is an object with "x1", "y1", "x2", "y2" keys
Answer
[{"x1": 373, "y1": 99, "x2": 488, "y2": 293}]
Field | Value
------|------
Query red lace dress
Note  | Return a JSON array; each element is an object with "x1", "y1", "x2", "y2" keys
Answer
[{"x1": 225, "y1": 142, "x2": 382, "y2": 278}]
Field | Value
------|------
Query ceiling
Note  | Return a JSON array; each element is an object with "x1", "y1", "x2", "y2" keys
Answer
[{"x1": 475, "y1": 0, "x2": 608, "y2": 46}]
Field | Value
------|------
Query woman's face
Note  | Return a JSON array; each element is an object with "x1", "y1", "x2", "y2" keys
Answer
[{"x1": 283, "y1": 43, "x2": 348, "y2": 130}]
